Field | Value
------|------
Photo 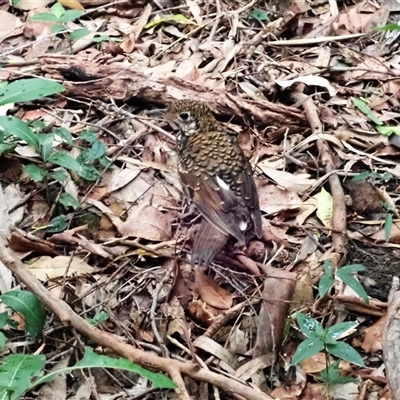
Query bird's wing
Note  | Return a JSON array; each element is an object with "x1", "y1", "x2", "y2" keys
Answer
[
  {"x1": 179, "y1": 168, "x2": 246, "y2": 243},
  {"x1": 237, "y1": 167, "x2": 262, "y2": 238}
]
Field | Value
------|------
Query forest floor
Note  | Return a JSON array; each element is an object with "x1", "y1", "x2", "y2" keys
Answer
[{"x1": 0, "y1": 0, "x2": 399, "y2": 399}]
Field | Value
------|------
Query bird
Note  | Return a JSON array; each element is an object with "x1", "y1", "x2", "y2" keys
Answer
[{"x1": 168, "y1": 100, "x2": 262, "y2": 265}]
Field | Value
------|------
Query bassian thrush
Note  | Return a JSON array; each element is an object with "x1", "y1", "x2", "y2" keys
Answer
[{"x1": 168, "y1": 100, "x2": 262, "y2": 265}]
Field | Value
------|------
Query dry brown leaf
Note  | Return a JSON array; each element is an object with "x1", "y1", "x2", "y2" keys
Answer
[
  {"x1": 27, "y1": 256, "x2": 96, "y2": 281},
  {"x1": 13, "y1": 0, "x2": 51, "y2": 10},
  {"x1": 186, "y1": 0, "x2": 202, "y2": 24},
  {"x1": 8, "y1": 231, "x2": 58, "y2": 256},
  {"x1": 259, "y1": 165, "x2": 316, "y2": 194},
  {"x1": 107, "y1": 166, "x2": 141, "y2": 192},
  {"x1": 188, "y1": 300, "x2": 221, "y2": 327},
  {"x1": 300, "y1": 352, "x2": 333, "y2": 374},
  {"x1": 118, "y1": 205, "x2": 172, "y2": 241},
  {"x1": 193, "y1": 335, "x2": 239, "y2": 372},
  {"x1": 360, "y1": 315, "x2": 385, "y2": 353},
  {"x1": 298, "y1": 383, "x2": 327, "y2": 400},
  {"x1": 257, "y1": 180, "x2": 303, "y2": 215},
  {"x1": 194, "y1": 268, "x2": 233, "y2": 310},
  {"x1": 0, "y1": 10, "x2": 22, "y2": 43},
  {"x1": 37, "y1": 354, "x2": 70, "y2": 400},
  {"x1": 58, "y1": 0, "x2": 84, "y2": 10}
]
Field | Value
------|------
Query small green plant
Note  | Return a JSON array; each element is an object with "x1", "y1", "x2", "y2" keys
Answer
[
  {"x1": 0, "y1": 347, "x2": 176, "y2": 400},
  {"x1": 351, "y1": 171, "x2": 393, "y2": 184},
  {"x1": 291, "y1": 312, "x2": 364, "y2": 386},
  {"x1": 0, "y1": 290, "x2": 46, "y2": 347},
  {"x1": 383, "y1": 202, "x2": 394, "y2": 242},
  {"x1": 87, "y1": 311, "x2": 109, "y2": 326},
  {"x1": 29, "y1": 2, "x2": 123, "y2": 45},
  {"x1": 0, "y1": 77, "x2": 112, "y2": 233},
  {"x1": 30, "y1": 2, "x2": 88, "y2": 38},
  {"x1": 319, "y1": 261, "x2": 369, "y2": 303},
  {"x1": 0, "y1": 291, "x2": 175, "y2": 399},
  {"x1": 374, "y1": 23, "x2": 400, "y2": 32}
]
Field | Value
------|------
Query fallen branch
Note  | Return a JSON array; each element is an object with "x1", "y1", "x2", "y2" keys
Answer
[
  {"x1": 383, "y1": 276, "x2": 400, "y2": 400},
  {"x1": 0, "y1": 244, "x2": 273, "y2": 400},
  {"x1": 291, "y1": 90, "x2": 347, "y2": 265},
  {"x1": 35, "y1": 54, "x2": 306, "y2": 128}
]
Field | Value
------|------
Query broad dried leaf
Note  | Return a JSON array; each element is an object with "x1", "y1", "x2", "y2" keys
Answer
[
  {"x1": 118, "y1": 205, "x2": 172, "y2": 241},
  {"x1": 14, "y1": 0, "x2": 52, "y2": 10},
  {"x1": 360, "y1": 315, "x2": 385, "y2": 353},
  {"x1": 58, "y1": 0, "x2": 84, "y2": 11},
  {"x1": 314, "y1": 187, "x2": 333, "y2": 227},
  {"x1": 194, "y1": 269, "x2": 233, "y2": 310},
  {"x1": 275, "y1": 75, "x2": 336, "y2": 97},
  {"x1": 26, "y1": 256, "x2": 96, "y2": 281},
  {"x1": 257, "y1": 180, "x2": 303, "y2": 214},
  {"x1": 259, "y1": 165, "x2": 316, "y2": 193}
]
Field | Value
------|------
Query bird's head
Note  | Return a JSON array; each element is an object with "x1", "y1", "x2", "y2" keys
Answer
[{"x1": 168, "y1": 100, "x2": 221, "y2": 136}]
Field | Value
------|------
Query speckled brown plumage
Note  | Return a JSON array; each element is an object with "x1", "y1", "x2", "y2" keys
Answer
[{"x1": 168, "y1": 100, "x2": 262, "y2": 265}]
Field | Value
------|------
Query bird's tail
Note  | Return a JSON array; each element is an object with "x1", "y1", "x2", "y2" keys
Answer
[{"x1": 191, "y1": 219, "x2": 228, "y2": 266}]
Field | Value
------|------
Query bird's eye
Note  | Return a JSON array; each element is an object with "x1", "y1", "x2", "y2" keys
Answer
[{"x1": 179, "y1": 112, "x2": 190, "y2": 121}]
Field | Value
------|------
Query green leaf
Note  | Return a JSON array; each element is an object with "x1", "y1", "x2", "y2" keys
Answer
[
  {"x1": 0, "y1": 312, "x2": 9, "y2": 329},
  {"x1": 376, "y1": 125, "x2": 400, "y2": 136},
  {"x1": 0, "y1": 353, "x2": 46, "y2": 400},
  {"x1": 87, "y1": 311, "x2": 109, "y2": 326},
  {"x1": 34, "y1": 347, "x2": 176, "y2": 389},
  {"x1": 374, "y1": 23, "x2": 400, "y2": 31},
  {"x1": 30, "y1": 13, "x2": 59, "y2": 22},
  {"x1": 336, "y1": 271, "x2": 369, "y2": 303},
  {"x1": 60, "y1": 10, "x2": 83, "y2": 23},
  {"x1": 51, "y1": 1, "x2": 65, "y2": 18},
  {"x1": 323, "y1": 260, "x2": 333, "y2": 275},
  {"x1": 250, "y1": 8, "x2": 270, "y2": 21},
  {"x1": 0, "y1": 116, "x2": 39, "y2": 150},
  {"x1": 351, "y1": 171, "x2": 382, "y2": 181},
  {"x1": 59, "y1": 193, "x2": 80, "y2": 209},
  {"x1": 0, "y1": 290, "x2": 46, "y2": 338},
  {"x1": 69, "y1": 28, "x2": 91, "y2": 42},
  {"x1": 326, "y1": 321, "x2": 358, "y2": 341},
  {"x1": 319, "y1": 360, "x2": 357, "y2": 386},
  {"x1": 319, "y1": 274, "x2": 333, "y2": 298},
  {"x1": 79, "y1": 130, "x2": 98, "y2": 143},
  {"x1": 145, "y1": 14, "x2": 190, "y2": 29},
  {"x1": 352, "y1": 97, "x2": 383, "y2": 125},
  {"x1": 314, "y1": 187, "x2": 333, "y2": 227},
  {"x1": 46, "y1": 215, "x2": 68, "y2": 233},
  {"x1": 50, "y1": 24, "x2": 65, "y2": 34},
  {"x1": 88, "y1": 140, "x2": 108, "y2": 161},
  {"x1": 38, "y1": 133, "x2": 54, "y2": 161},
  {"x1": 48, "y1": 151, "x2": 81, "y2": 172},
  {"x1": 92, "y1": 35, "x2": 123, "y2": 43},
  {"x1": 0, "y1": 78, "x2": 65, "y2": 106},
  {"x1": 326, "y1": 342, "x2": 365, "y2": 366},
  {"x1": 52, "y1": 127, "x2": 73, "y2": 145},
  {"x1": 78, "y1": 164, "x2": 100, "y2": 181},
  {"x1": 23, "y1": 164, "x2": 48, "y2": 182},
  {"x1": 0, "y1": 142, "x2": 17, "y2": 157},
  {"x1": 385, "y1": 212, "x2": 393, "y2": 242},
  {"x1": 339, "y1": 264, "x2": 366, "y2": 274},
  {"x1": 99, "y1": 155, "x2": 112, "y2": 168},
  {"x1": 49, "y1": 169, "x2": 68, "y2": 183},
  {"x1": 296, "y1": 312, "x2": 324, "y2": 338},
  {"x1": 291, "y1": 337, "x2": 324, "y2": 365},
  {"x1": 0, "y1": 332, "x2": 6, "y2": 349}
]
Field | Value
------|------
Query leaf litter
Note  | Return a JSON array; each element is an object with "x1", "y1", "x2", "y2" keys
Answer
[{"x1": 0, "y1": 0, "x2": 399, "y2": 399}]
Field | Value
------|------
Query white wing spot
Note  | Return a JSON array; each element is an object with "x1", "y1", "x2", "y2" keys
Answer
[
  {"x1": 216, "y1": 176, "x2": 230, "y2": 191},
  {"x1": 239, "y1": 220, "x2": 248, "y2": 231}
]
